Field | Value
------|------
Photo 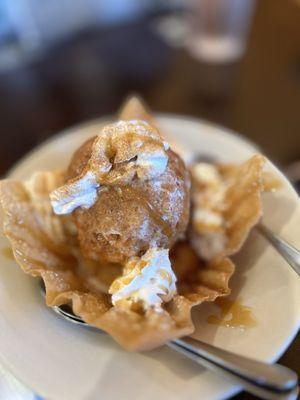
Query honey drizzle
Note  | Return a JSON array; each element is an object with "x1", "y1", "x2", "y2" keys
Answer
[
  {"x1": 141, "y1": 198, "x2": 173, "y2": 238},
  {"x1": 120, "y1": 186, "x2": 173, "y2": 239},
  {"x1": 118, "y1": 131, "x2": 162, "y2": 147},
  {"x1": 207, "y1": 298, "x2": 257, "y2": 328},
  {"x1": 1, "y1": 247, "x2": 14, "y2": 260}
]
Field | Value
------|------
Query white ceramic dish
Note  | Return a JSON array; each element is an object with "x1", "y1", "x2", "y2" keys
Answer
[{"x1": 0, "y1": 115, "x2": 299, "y2": 400}]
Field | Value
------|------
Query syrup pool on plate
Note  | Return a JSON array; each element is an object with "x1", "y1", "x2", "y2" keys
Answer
[
  {"x1": 1, "y1": 247, "x2": 14, "y2": 260},
  {"x1": 207, "y1": 298, "x2": 257, "y2": 329}
]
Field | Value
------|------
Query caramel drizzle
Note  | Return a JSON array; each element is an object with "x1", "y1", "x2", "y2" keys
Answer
[
  {"x1": 119, "y1": 186, "x2": 173, "y2": 239},
  {"x1": 140, "y1": 196, "x2": 173, "y2": 239},
  {"x1": 207, "y1": 298, "x2": 257, "y2": 328},
  {"x1": 1, "y1": 247, "x2": 14, "y2": 260},
  {"x1": 119, "y1": 131, "x2": 163, "y2": 147}
]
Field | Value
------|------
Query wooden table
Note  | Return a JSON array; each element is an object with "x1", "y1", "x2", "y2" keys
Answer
[{"x1": 0, "y1": 0, "x2": 298, "y2": 398}]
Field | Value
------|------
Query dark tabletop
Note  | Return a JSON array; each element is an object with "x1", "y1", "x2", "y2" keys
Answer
[{"x1": 0, "y1": 0, "x2": 298, "y2": 398}]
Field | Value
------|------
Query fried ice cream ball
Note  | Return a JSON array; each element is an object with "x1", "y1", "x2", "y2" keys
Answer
[{"x1": 51, "y1": 120, "x2": 190, "y2": 264}]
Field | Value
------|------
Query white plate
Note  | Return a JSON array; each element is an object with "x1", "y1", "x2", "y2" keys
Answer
[{"x1": 0, "y1": 115, "x2": 299, "y2": 400}]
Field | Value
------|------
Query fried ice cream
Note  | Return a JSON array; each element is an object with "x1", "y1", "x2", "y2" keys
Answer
[
  {"x1": 0, "y1": 96, "x2": 267, "y2": 350},
  {"x1": 50, "y1": 120, "x2": 190, "y2": 264}
]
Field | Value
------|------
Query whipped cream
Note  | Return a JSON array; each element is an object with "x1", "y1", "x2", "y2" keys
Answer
[
  {"x1": 50, "y1": 120, "x2": 169, "y2": 215},
  {"x1": 109, "y1": 248, "x2": 177, "y2": 311},
  {"x1": 136, "y1": 148, "x2": 168, "y2": 179},
  {"x1": 50, "y1": 171, "x2": 99, "y2": 215}
]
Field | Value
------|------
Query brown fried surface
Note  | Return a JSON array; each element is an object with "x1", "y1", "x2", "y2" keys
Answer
[
  {"x1": 67, "y1": 139, "x2": 190, "y2": 263},
  {"x1": 67, "y1": 136, "x2": 96, "y2": 179}
]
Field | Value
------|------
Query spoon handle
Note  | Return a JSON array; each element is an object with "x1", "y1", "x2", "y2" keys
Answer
[
  {"x1": 258, "y1": 224, "x2": 300, "y2": 277},
  {"x1": 168, "y1": 337, "x2": 299, "y2": 400}
]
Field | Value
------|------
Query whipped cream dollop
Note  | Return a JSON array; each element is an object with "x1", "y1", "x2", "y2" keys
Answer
[
  {"x1": 50, "y1": 171, "x2": 99, "y2": 215},
  {"x1": 50, "y1": 120, "x2": 169, "y2": 215},
  {"x1": 109, "y1": 248, "x2": 177, "y2": 311},
  {"x1": 136, "y1": 147, "x2": 168, "y2": 179},
  {"x1": 191, "y1": 163, "x2": 227, "y2": 260}
]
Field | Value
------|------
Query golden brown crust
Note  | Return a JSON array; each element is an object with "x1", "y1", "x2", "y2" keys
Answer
[
  {"x1": 223, "y1": 155, "x2": 265, "y2": 256},
  {"x1": 66, "y1": 137, "x2": 190, "y2": 264},
  {"x1": 66, "y1": 137, "x2": 96, "y2": 180}
]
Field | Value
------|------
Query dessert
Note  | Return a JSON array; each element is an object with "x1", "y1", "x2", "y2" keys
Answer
[
  {"x1": 51, "y1": 120, "x2": 190, "y2": 264},
  {"x1": 0, "y1": 96, "x2": 265, "y2": 350},
  {"x1": 190, "y1": 156, "x2": 265, "y2": 261},
  {"x1": 109, "y1": 248, "x2": 177, "y2": 311}
]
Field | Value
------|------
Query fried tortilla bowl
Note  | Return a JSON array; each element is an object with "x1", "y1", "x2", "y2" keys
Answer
[
  {"x1": 0, "y1": 98, "x2": 265, "y2": 350},
  {"x1": 190, "y1": 155, "x2": 266, "y2": 261}
]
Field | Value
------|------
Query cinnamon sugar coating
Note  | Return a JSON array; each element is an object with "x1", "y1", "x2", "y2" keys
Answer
[{"x1": 66, "y1": 137, "x2": 190, "y2": 263}]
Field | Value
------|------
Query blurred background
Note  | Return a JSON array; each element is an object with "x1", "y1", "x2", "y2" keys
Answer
[{"x1": 0, "y1": 0, "x2": 299, "y2": 399}]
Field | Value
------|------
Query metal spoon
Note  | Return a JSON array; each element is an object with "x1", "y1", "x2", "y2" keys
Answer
[
  {"x1": 39, "y1": 283, "x2": 298, "y2": 400},
  {"x1": 258, "y1": 224, "x2": 300, "y2": 277}
]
